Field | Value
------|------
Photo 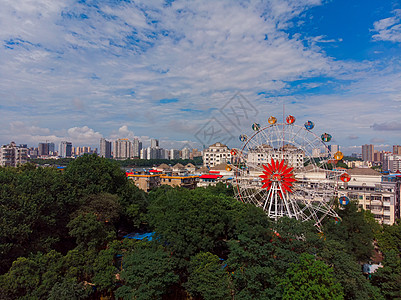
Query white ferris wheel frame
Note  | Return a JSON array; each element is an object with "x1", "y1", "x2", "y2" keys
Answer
[{"x1": 233, "y1": 121, "x2": 341, "y2": 228}]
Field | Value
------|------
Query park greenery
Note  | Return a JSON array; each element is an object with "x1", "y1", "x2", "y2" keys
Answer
[{"x1": 1, "y1": 154, "x2": 401, "y2": 299}]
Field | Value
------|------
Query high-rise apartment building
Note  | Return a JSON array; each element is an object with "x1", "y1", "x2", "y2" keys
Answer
[
  {"x1": 151, "y1": 139, "x2": 159, "y2": 148},
  {"x1": 99, "y1": 138, "x2": 112, "y2": 158},
  {"x1": 48, "y1": 143, "x2": 55, "y2": 155},
  {"x1": 38, "y1": 142, "x2": 56, "y2": 156},
  {"x1": 146, "y1": 147, "x2": 158, "y2": 159},
  {"x1": 38, "y1": 143, "x2": 49, "y2": 156},
  {"x1": 132, "y1": 138, "x2": 142, "y2": 158},
  {"x1": 327, "y1": 145, "x2": 339, "y2": 157},
  {"x1": 0, "y1": 142, "x2": 28, "y2": 167},
  {"x1": 161, "y1": 149, "x2": 169, "y2": 159},
  {"x1": 59, "y1": 141, "x2": 72, "y2": 158},
  {"x1": 170, "y1": 149, "x2": 180, "y2": 160},
  {"x1": 190, "y1": 148, "x2": 202, "y2": 159},
  {"x1": 393, "y1": 145, "x2": 401, "y2": 155},
  {"x1": 140, "y1": 148, "x2": 147, "y2": 159},
  {"x1": 113, "y1": 139, "x2": 132, "y2": 159},
  {"x1": 362, "y1": 144, "x2": 374, "y2": 162},
  {"x1": 181, "y1": 148, "x2": 190, "y2": 160}
]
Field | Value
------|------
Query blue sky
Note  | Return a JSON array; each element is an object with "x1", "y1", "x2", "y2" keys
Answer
[{"x1": 1, "y1": 0, "x2": 401, "y2": 153}]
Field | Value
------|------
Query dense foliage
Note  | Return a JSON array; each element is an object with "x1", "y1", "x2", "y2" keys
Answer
[{"x1": 1, "y1": 154, "x2": 400, "y2": 299}]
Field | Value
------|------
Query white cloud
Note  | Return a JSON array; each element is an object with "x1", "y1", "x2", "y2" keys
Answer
[
  {"x1": 372, "y1": 9, "x2": 401, "y2": 42},
  {"x1": 1, "y1": 123, "x2": 104, "y2": 147},
  {"x1": 67, "y1": 126, "x2": 103, "y2": 143},
  {"x1": 109, "y1": 125, "x2": 137, "y2": 140}
]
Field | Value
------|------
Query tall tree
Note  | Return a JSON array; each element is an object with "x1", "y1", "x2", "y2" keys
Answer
[
  {"x1": 115, "y1": 241, "x2": 178, "y2": 300},
  {"x1": 324, "y1": 201, "x2": 375, "y2": 262},
  {"x1": 279, "y1": 253, "x2": 344, "y2": 300},
  {"x1": 63, "y1": 154, "x2": 127, "y2": 198},
  {"x1": 376, "y1": 221, "x2": 401, "y2": 254},
  {"x1": 185, "y1": 252, "x2": 232, "y2": 300},
  {"x1": 147, "y1": 187, "x2": 241, "y2": 267},
  {"x1": 0, "y1": 166, "x2": 74, "y2": 273},
  {"x1": 320, "y1": 239, "x2": 384, "y2": 300},
  {"x1": 371, "y1": 250, "x2": 401, "y2": 299},
  {"x1": 67, "y1": 213, "x2": 114, "y2": 251}
]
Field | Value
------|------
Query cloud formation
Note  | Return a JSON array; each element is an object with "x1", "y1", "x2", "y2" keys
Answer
[
  {"x1": 372, "y1": 9, "x2": 401, "y2": 42},
  {"x1": 0, "y1": 1, "x2": 400, "y2": 153},
  {"x1": 372, "y1": 122, "x2": 401, "y2": 131}
]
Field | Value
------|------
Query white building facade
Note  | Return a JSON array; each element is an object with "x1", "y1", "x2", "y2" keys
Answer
[
  {"x1": 0, "y1": 142, "x2": 28, "y2": 167},
  {"x1": 203, "y1": 142, "x2": 232, "y2": 168}
]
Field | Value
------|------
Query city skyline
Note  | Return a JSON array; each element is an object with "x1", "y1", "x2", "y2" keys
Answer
[{"x1": 1, "y1": 1, "x2": 401, "y2": 154}]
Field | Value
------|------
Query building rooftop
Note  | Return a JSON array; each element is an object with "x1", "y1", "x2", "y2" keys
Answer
[
  {"x1": 208, "y1": 142, "x2": 228, "y2": 148},
  {"x1": 347, "y1": 168, "x2": 382, "y2": 176},
  {"x1": 198, "y1": 166, "x2": 209, "y2": 173},
  {"x1": 210, "y1": 163, "x2": 229, "y2": 171},
  {"x1": 200, "y1": 174, "x2": 223, "y2": 179},
  {"x1": 157, "y1": 163, "x2": 171, "y2": 170}
]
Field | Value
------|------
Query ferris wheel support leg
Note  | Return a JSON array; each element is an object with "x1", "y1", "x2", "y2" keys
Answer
[
  {"x1": 267, "y1": 183, "x2": 275, "y2": 219},
  {"x1": 264, "y1": 185, "x2": 274, "y2": 211},
  {"x1": 278, "y1": 184, "x2": 293, "y2": 219},
  {"x1": 274, "y1": 182, "x2": 279, "y2": 221}
]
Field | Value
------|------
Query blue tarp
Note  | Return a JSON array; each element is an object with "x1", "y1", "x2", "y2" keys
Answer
[{"x1": 123, "y1": 232, "x2": 155, "y2": 241}]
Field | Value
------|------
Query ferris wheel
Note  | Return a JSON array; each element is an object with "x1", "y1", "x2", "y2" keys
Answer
[{"x1": 231, "y1": 115, "x2": 347, "y2": 228}]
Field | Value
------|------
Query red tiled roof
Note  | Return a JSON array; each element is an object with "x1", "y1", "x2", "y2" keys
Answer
[{"x1": 200, "y1": 174, "x2": 223, "y2": 179}]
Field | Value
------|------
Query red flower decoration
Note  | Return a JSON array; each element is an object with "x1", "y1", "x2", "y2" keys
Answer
[{"x1": 259, "y1": 158, "x2": 296, "y2": 198}]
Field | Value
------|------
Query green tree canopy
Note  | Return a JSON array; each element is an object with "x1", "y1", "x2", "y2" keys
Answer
[
  {"x1": 67, "y1": 213, "x2": 114, "y2": 251},
  {"x1": 147, "y1": 187, "x2": 242, "y2": 267},
  {"x1": 376, "y1": 221, "x2": 401, "y2": 254},
  {"x1": 324, "y1": 201, "x2": 375, "y2": 262},
  {"x1": 279, "y1": 253, "x2": 344, "y2": 300},
  {"x1": 63, "y1": 154, "x2": 127, "y2": 198},
  {"x1": 0, "y1": 165, "x2": 74, "y2": 273},
  {"x1": 371, "y1": 250, "x2": 401, "y2": 300},
  {"x1": 185, "y1": 252, "x2": 232, "y2": 300},
  {"x1": 115, "y1": 241, "x2": 178, "y2": 300},
  {"x1": 319, "y1": 239, "x2": 384, "y2": 300}
]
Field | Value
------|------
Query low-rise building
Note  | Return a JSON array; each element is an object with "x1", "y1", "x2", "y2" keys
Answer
[
  {"x1": 172, "y1": 163, "x2": 186, "y2": 175},
  {"x1": 247, "y1": 144, "x2": 304, "y2": 172},
  {"x1": 383, "y1": 153, "x2": 401, "y2": 173},
  {"x1": 127, "y1": 171, "x2": 199, "y2": 191},
  {"x1": 198, "y1": 174, "x2": 224, "y2": 187},
  {"x1": 203, "y1": 142, "x2": 232, "y2": 168},
  {"x1": 185, "y1": 163, "x2": 196, "y2": 173},
  {"x1": 339, "y1": 168, "x2": 400, "y2": 225},
  {"x1": 160, "y1": 174, "x2": 198, "y2": 189},
  {"x1": 0, "y1": 142, "x2": 28, "y2": 167},
  {"x1": 126, "y1": 172, "x2": 161, "y2": 192}
]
